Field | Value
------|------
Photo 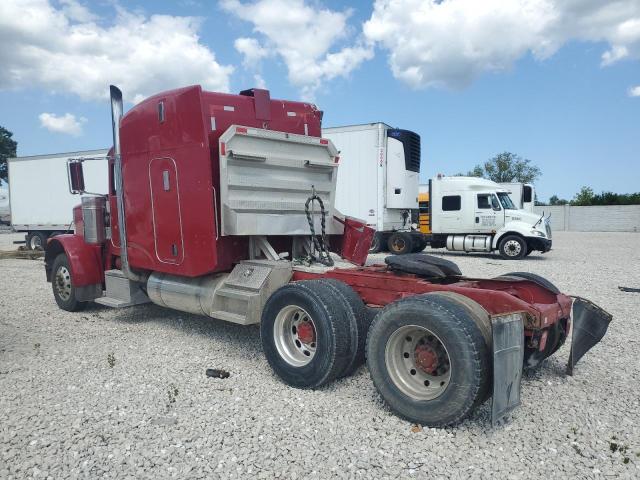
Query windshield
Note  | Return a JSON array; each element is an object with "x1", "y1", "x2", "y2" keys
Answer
[{"x1": 497, "y1": 192, "x2": 516, "y2": 209}]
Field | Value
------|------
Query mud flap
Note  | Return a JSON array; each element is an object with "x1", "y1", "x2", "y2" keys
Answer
[
  {"x1": 491, "y1": 314, "x2": 525, "y2": 426},
  {"x1": 567, "y1": 297, "x2": 612, "y2": 375}
]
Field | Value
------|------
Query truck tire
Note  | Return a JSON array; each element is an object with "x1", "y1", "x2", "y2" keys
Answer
[
  {"x1": 498, "y1": 234, "x2": 527, "y2": 260},
  {"x1": 312, "y1": 278, "x2": 370, "y2": 377},
  {"x1": 366, "y1": 294, "x2": 490, "y2": 427},
  {"x1": 26, "y1": 231, "x2": 48, "y2": 250},
  {"x1": 51, "y1": 253, "x2": 87, "y2": 312},
  {"x1": 411, "y1": 236, "x2": 427, "y2": 253},
  {"x1": 423, "y1": 292, "x2": 492, "y2": 407},
  {"x1": 369, "y1": 232, "x2": 383, "y2": 254},
  {"x1": 387, "y1": 232, "x2": 413, "y2": 255},
  {"x1": 497, "y1": 272, "x2": 560, "y2": 294},
  {"x1": 260, "y1": 281, "x2": 355, "y2": 388}
]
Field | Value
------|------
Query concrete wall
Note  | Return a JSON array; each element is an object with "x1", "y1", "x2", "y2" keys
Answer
[{"x1": 534, "y1": 205, "x2": 640, "y2": 232}]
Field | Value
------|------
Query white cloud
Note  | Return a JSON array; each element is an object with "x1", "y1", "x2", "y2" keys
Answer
[
  {"x1": 253, "y1": 73, "x2": 267, "y2": 89},
  {"x1": 222, "y1": 0, "x2": 374, "y2": 99},
  {"x1": 363, "y1": 0, "x2": 640, "y2": 89},
  {"x1": 601, "y1": 45, "x2": 629, "y2": 66},
  {"x1": 59, "y1": 0, "x2": 97, "y2": 23},
  {"x1": 235, "y1": 37, "x2": 270, "y2": 67},
  {"x1": 629, "y1": 85, "x2": 640, "y2": 96},
  {"x1": 0, "y1": 0, "x2": 234, "y2": 103},
  {"x1": 39, "y1": 112, "x2": 87, "y2": 136}
]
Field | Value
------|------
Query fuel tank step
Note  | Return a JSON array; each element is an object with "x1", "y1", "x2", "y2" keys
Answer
[{"x1": 94, "y1": 269, "x2": 150, "y2": 308}]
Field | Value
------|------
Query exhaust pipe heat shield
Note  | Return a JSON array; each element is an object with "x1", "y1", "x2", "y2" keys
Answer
[{"x1": 567, "y1": 297, "x2": 613, "y2": 375}]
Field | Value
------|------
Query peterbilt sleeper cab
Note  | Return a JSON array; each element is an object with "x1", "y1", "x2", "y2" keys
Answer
[{"x1": 44, "y1": 85, "x2": 610, "y2": 428}]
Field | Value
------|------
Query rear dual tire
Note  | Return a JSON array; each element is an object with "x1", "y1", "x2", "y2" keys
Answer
[
  {"x1": 366, "y1": 293, "x2": 491, "y2": 427},
  {"x1": 388, "y1": 232, "x2": 413, "y2": 255},
  {"x1": 260, "y1": 280, "x2": 369, "y2": 388}
]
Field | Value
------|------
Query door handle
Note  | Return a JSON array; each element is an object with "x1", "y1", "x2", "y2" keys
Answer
[{"x1": 475, "y1": 216, "x2": 479, "y2": 223}]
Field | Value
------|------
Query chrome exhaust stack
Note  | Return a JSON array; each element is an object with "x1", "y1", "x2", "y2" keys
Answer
[{"x1": 110, "y1": 85, "x2": 146, "y2": 283}]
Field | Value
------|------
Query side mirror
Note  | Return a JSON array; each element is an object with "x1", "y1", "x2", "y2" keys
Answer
[{"x1": 68, "y1": 160, "x2": 85, "y2": 194}]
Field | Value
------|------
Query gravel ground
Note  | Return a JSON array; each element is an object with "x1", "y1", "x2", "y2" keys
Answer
[{"x1": 1, "y1": 231, "x2": 639, "y2": 479}]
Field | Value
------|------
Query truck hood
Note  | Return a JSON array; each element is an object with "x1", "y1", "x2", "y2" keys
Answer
[{"x1": 505, "y1": 209, "x2": 542, "y2": 227}]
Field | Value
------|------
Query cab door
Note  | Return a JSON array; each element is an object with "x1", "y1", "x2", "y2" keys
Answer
[
  {"x1": 474, "y1": 193, "x2": 503, "y2": 232},
  {"x1": 149, "y1": 157, "x2": 184, "y2": 264}
]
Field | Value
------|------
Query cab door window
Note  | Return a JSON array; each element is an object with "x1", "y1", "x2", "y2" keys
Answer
[{"x1": 477, "y1": 194, "x2": 491, "y2": 209}]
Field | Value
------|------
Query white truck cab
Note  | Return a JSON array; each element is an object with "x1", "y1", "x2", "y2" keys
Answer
[{"x1": 429, "y1": 176, "x2": 551, "y2": 259}]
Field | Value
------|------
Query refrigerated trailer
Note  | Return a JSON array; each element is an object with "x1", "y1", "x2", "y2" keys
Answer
[
  {"x1": 323, "y1": 123, "x2": 425, "y2": 254},
  {"x1": 8, "y1": 150, "x2": 108, "y2": 249},
  {"x1": 44, "y1": 85, "x2": 611, "y2": 427}
]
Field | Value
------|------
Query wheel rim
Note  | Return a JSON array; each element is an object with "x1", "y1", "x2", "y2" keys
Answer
[
  {"x1": 273, "y1": 305, "x2": 317, "y2": 367},
  {"x1": 30, "y1": 235, "x2": 43, "y2": 250},
  {"x1": 503, "y1": 239, "x2": 522, "y2": 257},
  {"x1": 54, "y1": 265, "x2": 72, "y2": 301},
  {"x1": 369, "y1": 235, "x2": 380, "y2": 253},
  {"x1": 384, "y1": 325, "x2": 451, "y2": 401},
  {"x1": 390, "y1": 236, "x2": 405, "y2": 253}
]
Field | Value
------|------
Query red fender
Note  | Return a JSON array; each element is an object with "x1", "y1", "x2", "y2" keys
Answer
[{"x1": 45, "y1": 234, "x2": 104, "y2": 287}]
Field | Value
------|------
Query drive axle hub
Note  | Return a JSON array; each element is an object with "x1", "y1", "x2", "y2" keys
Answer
[
  {"x1": 296, "y1": 321, "x2": 315, "y2": 345},
  {"x1": 414, "y1": 344, "x2": 439, "y2": 374}
]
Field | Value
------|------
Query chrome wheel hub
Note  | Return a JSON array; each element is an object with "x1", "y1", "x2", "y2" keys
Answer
[
  {"x1": 55, "y1": 266, "x2": 72, "y2": 301},
  {"x1": 273, "y1": 306, "x2": 317, "y2": 367},
  {"x1": 384, "y1": 325, "x2": 451, "y2": 401},
  {"x1": 504, "y1": 240, "x2": 522, "y2": 256}
]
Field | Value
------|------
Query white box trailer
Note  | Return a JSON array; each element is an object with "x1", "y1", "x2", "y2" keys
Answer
[
  {"x1": 322, "y1": 123, "x2": 424, "y2": 253},
  {"x1": 499, "y1": 182, "x2": 535, "y2": 212},
  {"x1": 8, "y1": 149, "x2": 108, "y2": 249}
]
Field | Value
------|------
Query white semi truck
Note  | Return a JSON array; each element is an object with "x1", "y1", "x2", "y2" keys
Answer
[
  {"x1": 323, "y1": 123, "x2": 425, "y2": 253},
  {"x1": 8, "y1": 149, "x2": 108, "y2": 249},
  {"x1": 426, "y1": 175, "x2": 551, "y2": 259}
]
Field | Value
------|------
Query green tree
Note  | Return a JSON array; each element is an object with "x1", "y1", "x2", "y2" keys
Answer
[
  {"x1": 469, "y1": 152, "x2": 541, "y2": 183},
  {"x1": 590, "y1": 191, "x2": 640, "y2": 205},
  {"x1": 549, "y1": 195, "x2": 568, "y2": 206},
  {"x1": 0, "y1": 126, "x2": 18, "y2": 181},
  {"x1": 466, "y1": 165, "x2": 484, "y2": 177},
  {"x1": 571, "y1": 186, "x2": 595, "y2": 206}
]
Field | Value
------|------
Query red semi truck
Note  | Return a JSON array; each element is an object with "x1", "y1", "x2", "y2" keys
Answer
[{"x1": 44, "y1": 85, "x2": 611, "y2": 427}]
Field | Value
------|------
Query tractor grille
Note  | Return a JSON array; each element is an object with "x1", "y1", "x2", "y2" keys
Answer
[{"x1": 545, "y1": 219, "x2": 552, "y2": 239}]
